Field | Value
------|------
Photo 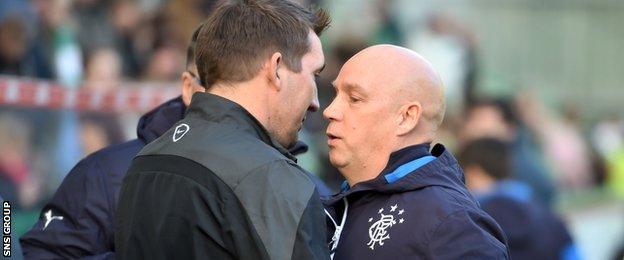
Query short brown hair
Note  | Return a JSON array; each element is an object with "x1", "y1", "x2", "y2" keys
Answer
[{"x1": 195, "y1": 0, "x2": 330, "y2": 87}]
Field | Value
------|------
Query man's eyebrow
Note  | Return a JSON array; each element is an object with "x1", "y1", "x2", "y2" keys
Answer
[
  {"x1": 343, "y1": 82, "x2": 365, "y2": 94},
  {"x1": 332, "y1": 81, "x2": 367, "y2": 96}
]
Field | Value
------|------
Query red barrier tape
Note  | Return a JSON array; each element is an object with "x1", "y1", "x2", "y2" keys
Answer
[{"x1": 0, "y1": 76, "x2": 179, "y2": 113}]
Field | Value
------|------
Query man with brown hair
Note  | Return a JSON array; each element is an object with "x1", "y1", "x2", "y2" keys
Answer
[{"x1": 115, "y1": 0, "x2": 331, "y2": 259}]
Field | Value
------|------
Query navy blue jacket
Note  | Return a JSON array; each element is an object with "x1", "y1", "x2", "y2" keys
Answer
[
  {"x1": 19, "y1": 97, "x2": 332, "y2": 259},
  {"x1": 324, "y1": 144, "x2": 509, "y2": 259},
  {"x1": 475, "y1": 180, "x2": 581, "y2": 260}
]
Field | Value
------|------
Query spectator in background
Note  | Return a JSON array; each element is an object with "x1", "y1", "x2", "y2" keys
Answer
[
  {"x1": 29, "y1": 0, "x2": 85, "y2": 189},
  {"x1": 591, "y1": 116, "x2": 624, "y2": 197},
  {"x1": 458, "y1": 137, "x2": 581, "y2": 260},
  {"x1": 408, "y1": 13, "x2": 479, "y2": 114},
  {"x1": 31, "y1": 0, "x2": 83, "y2": 85},
  {"x1": 542, "y1": 103, "x2": 593, "y2": 189},
  {"x1": 0, "y1": 0, "x2": 48, "y2": 78},
  {"x1": 0, "y1": 1, "x2": 64, "y2": 201},
  {"x1": 163, "y1": 0, "x2": 215, "y2": 49},
  {"x1": 369, "y1": 0, "x2": 403, "y2": 45},
  {"x1": 461, "y1": 98, "x2": 557, "y2": 207},
  {"x1": 80, "y1": 48, "x2": 126, "y2": 156},
  {"x1": 74, "y1": 0, "x2": 116, "y2": 55},
  {"x1": 142, "y1": 46, "x2": 184, "y2": 81},
  {"x1": 83, "y1": 48, "x2": 123, "y2": 91},
  {"x1": 110, "y1": 0, "x2": 147, "y2": 77},
  {"x1": 0, "y1": 114, "x2": 41, "y2": 211},
  {"x1": 591, "y1": 116, "x2": 623, "y2": 159},
  {"x1": 0, "y1": 17, "x2": 31, "y2": 75},
  {"x1": 78, "y1": 113, "x2": 125, "y2": 157},
  {"x1": 515, "y1": 92, "x2": 594, "y2": 190}
]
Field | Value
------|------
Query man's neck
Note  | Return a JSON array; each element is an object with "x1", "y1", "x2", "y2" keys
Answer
[
  {"x1": 342, "y1": 153, "x2": 390, "y2": 187},
  {"x1": 208, "y1": 79, "x2": 269, "y2": 128},
  {"x1": 341, "y1": 137, "x2": 434, "y2": 187}
]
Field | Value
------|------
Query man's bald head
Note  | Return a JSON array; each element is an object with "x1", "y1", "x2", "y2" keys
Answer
[
  {"x1": 325, "y1": 44, "x2": 446, "y2": 185},
  {"x1": 340, "y1": 44, "x2": 445, "y2": 131}
]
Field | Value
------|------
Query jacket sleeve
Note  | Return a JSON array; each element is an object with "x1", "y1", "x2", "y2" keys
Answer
[
  {"x1": 427, "y1": 210, "x2": 509, "y2": 259},
  {"x1": 20, "y1": 156, "x2": 115, "y2": 259},
  {"x1": 234, "y1": 160, "x2": 330, "y2": 260},
  {"x1": 290, "y1": 188, "x2": 330, "y2": 260}
]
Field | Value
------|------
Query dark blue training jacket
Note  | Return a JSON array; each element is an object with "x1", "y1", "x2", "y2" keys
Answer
[
  {"x1": 324, "y1": 143, "x2": 510, "y2": 260},
  {"x1": 475, "y1": 180, "x2": 581, "y2": 260},
  {"x1": 19, "y1": 97, "x2": 332, "y2": 259}
]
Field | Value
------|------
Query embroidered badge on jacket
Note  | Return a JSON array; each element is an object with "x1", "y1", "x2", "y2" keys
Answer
[{"x1": 367, "y1": 203, "x2": 405, "y2": 250}]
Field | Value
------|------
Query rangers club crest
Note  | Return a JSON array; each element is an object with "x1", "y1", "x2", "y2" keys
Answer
[{"x1": 367, "y1": 203, "x2": 405, "y2": 250}]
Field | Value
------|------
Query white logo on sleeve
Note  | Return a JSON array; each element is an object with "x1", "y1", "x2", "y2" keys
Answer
[
  {"x1": 173, "y1": 123, "x2": 190, "y2": 142},
  {"x1": 367, "y1": 203, "x2": 405, "y2": 250},
  {"x1": 43, "y1": 209, "x2": 64, "y2": 230}
]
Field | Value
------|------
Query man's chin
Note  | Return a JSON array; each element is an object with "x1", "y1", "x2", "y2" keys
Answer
[
  {"x1": 328, "y1": 153, "x2": 348, "y2": 169},
  {"x1": 280, "y1": 135, "x2": 299, "y2": 150}
]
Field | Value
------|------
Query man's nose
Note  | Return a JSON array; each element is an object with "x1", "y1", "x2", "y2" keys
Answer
[{"x1": 323, "y1": 99, "x2": 339, "y2": 121}]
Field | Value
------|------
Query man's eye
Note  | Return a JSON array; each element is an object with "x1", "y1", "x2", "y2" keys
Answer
[{"x1": 349, "y1": 96, "x2": 362, "y2": 103}]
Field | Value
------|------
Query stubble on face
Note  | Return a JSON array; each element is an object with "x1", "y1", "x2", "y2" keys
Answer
[{"x1": 272, "y1": 32, "x2": 323, "y2": 149}]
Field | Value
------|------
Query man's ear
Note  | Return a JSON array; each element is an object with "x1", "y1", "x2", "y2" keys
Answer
[
  {"x1": 181, "y1": 71, "x2": 204, "y2": 106},
  {"x1": 396, "y1": 102, "x2": 422, "y2": 136},
  {"x1": 267, "y1": 52, "x2": 283, "y2": 91}
]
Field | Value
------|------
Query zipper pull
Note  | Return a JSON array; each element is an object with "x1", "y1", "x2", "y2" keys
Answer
[{"x1": 331, "y1": 226, "x2": 342, "y2": 249}]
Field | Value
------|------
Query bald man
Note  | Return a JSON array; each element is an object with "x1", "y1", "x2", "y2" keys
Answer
[{"x1": 323, "y1": 45, "x2": 509, "y2": 259}]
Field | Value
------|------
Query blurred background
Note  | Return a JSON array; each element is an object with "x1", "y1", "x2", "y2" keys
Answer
[{"x1": 1, "y1": 0, "x2": 623, "y2": 259}]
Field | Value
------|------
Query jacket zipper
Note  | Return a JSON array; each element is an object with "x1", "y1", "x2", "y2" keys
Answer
[{"x1": 324, "y1": 198, "x2": 348, "y2": 259}]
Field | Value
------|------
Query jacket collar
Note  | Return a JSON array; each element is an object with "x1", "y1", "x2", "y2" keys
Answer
[
  {"x1": 137, "y1": 96, "x2": 185, "y2": 144},
  {"x1": 326, "y1": 144, "x2": 465, "y2": 205},
  {"x1": 185, "y1": 92, "x2": 297, "y2": 161},
  {"x1": 380, "y1": 143, "x2": 431, "y2": 176}
]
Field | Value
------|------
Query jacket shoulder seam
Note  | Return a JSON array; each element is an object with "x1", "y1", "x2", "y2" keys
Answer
[
  {"x1": 129, "y1": 170, "x2": 228, "y2": 204},
  {"x1": 231, "y1": 158, "x2": 301, "y2": 190}
]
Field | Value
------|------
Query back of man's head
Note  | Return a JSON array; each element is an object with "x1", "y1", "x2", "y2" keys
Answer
[
  {"x1": 458, "y1": 137, "x2": 511, "y2": 180},
  {"x1": 195, "y1": 0, "x2": 330, "y2": 87}
]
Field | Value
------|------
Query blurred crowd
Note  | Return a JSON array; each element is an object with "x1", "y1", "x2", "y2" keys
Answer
[
  {"x1": 1, "y1": 0, "x2": 624, "y2": 258},
  {"x1": 0, "y1": 0, "x2": 218, "y2": 210}
]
